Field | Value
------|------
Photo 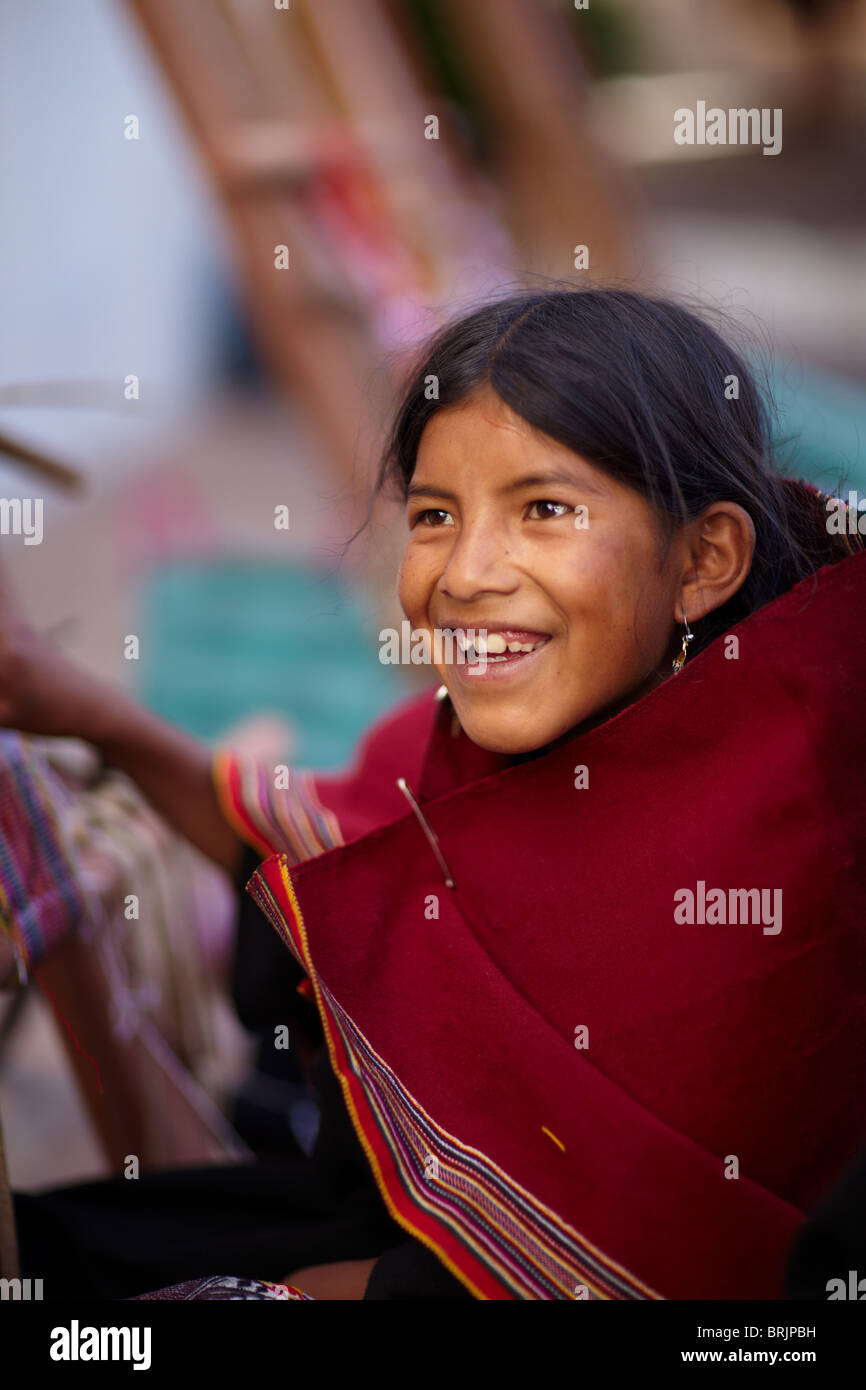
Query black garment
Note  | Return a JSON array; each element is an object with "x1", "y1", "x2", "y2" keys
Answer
[
  {"x1": 231, "y1": 846, "x2": 321, "y2": 1042},
  {"x1": 365, "y1": 1238, "x2": 473, "y2": 1300},
  {"x1": 14, "y1": 1155, "x2": 402, "y2": 1300},
  {"x1": 13, "y1": 845, "x2": 471, "y2": 1300},
  {"x1": 786, "y1": 1139, "x2": 866, "y2": 1300},
  {"x1": 230, "y1": 844, "x2": 393, "y2": 1194}
]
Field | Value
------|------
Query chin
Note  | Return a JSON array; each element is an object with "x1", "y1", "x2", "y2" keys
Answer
[{"x1": 457, "y1": 711, "x2": 561, "y2": 756}]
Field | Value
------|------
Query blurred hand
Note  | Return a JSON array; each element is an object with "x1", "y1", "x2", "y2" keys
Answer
[
  {"x1": 0, "y1": 557, "x2": 90, "y2": 737},
  {"x1": 0, "y1": 554, "x2": 243, "y2": 874}
]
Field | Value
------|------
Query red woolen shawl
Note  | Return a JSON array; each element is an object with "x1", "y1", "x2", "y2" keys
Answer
[{"x1": 214, "y1": 548, "x2": 866, "y2": 1300}]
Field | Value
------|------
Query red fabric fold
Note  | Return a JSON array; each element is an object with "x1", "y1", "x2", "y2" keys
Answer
[{"x1": 246, "y1": 550, "x2": 866, "y2": 1298}]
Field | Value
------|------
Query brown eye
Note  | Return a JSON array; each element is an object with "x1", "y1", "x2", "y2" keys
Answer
[
  {"x1": 527, "y1": 500, "x2": 570, "y2": 521},
  {"x1": 414, "y1": 508, "x2": 454, "y2": 528}
]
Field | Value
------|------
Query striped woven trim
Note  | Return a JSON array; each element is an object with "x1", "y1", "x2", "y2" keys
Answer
[
  {"x1": 212, "y1": 752, "x2": 343, "y2": 862},
  {"x1": 249, "y1": 858, "x2": 660, "y2": 1302},
  {"x1": 320, "y1": 977, "x2": 658, "y2": 1301},
  {"x1": 0, "y1": 733, "x2": 86, "y2": 967}
]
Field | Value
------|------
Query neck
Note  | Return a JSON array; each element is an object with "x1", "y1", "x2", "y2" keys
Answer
[{"x1": 515, "y1": 661, "x2": 673, "y2": 765}]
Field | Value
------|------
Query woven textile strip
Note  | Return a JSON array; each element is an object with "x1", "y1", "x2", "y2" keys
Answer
[
  {"x1": 0, "y1": 731, "x2": 85, "y2": 969},
  {"x1": 249, "y1": 856, "x2": 655, "y2": 1301},
  {"x1": 213, "y1": 752, "x2": 343, "y2": 862},
  {"x1": 130, "y1": 1274, "x2": 312, "y2": 1300},
  {"x1": 318, "y1": 975, "x2": 655, "y2": 1300}
]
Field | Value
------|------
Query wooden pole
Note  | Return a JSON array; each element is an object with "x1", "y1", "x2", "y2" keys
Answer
[
  {"x1": 438, "y1": 0, "x2": 639, "y2": 282},
  {"x1": 0, "y1": 429, "x2": 83, "y2": 493}
]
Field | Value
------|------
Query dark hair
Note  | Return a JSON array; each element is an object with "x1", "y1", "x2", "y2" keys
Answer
[{"x1": 377, "y1": 288, "x2": 860, "y2": 657}]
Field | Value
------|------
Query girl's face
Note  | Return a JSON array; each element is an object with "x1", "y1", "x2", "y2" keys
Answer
[{"x1": 398, "y1": 387, "x2": 687, "y2": 754}]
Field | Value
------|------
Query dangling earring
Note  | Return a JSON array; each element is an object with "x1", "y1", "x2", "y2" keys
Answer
[{"x1": 671, "y1": 609, "x2": 694, "y2": 673}]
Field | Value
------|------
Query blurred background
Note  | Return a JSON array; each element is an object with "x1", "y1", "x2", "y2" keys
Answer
[{"x1": 1, "y1": 0, "x2": 864, "y2": 1207}]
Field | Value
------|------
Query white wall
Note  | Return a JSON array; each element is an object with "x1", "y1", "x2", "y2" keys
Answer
[{"x1": 0, "y1": 0, "x2": 233, "y2": 495}]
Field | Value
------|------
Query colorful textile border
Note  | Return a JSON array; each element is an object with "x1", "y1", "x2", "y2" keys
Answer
[
  {"x1": 249, "y1": 857, "x2": 656, "y2": 1300},
  {"x1": 130, "y1": 1275, "x2": 312, "y2": 1301},
  {"x1": 0, "y1": 732, "x2": 86, "y2": 969},
  {"x1": 212, "y1": 751, "x2": 342, "y2": 863}
]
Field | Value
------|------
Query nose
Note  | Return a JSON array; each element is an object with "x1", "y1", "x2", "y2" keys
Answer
[{"x1": 436, "y1": 514, "x2": 520, "y2": 603}]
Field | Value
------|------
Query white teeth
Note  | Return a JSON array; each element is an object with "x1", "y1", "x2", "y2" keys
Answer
[{"x1": 449, "y1": 629, "x2": 546, "y2": 659}]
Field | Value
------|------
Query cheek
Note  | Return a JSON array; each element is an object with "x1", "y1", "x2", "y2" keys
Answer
[
  {"x1": 397, "y1": 545, "x2": 432, "y2": 620},
  {"x1": 593, "y1": 550, "x2": 671, "y2": 671},
  {"x1": 551, "y1": 538, "x2": 628, "y2": 630},
  {"x1": 556, "y1": 541, "x2": 661, "y2": 658}
]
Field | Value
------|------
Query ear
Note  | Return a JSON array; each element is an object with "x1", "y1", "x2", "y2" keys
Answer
[{"x1": 677, "y1": 502, "x2": 756, "y2": 623}]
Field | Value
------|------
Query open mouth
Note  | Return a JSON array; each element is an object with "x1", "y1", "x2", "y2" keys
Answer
[{"x1": 441, "y1": 627, "x2": 552, "y2": 676}]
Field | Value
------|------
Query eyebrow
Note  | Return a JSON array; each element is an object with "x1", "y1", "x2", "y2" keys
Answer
[{"x1": 407, "y1": 469, "x2": 607, "y2": 502}]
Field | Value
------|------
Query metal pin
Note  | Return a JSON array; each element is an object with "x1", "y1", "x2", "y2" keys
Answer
[{"x1": 396, "y1": 777, "x2": 456, "y2": 890}]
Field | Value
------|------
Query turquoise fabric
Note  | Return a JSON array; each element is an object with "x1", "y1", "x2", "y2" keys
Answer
[
  {"x1": 766, "y1": 358, "x2": 866, "y2": 493},
  {"x1": 137, "y1": 562, "x2": 406, "y2": 770}
]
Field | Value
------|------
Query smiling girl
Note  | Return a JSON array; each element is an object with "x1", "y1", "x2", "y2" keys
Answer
[
  {"x1": 4, "y1": 288, "x2": 866, "y2": 1300},
  {"x1": 398, "y1": 379, "x2": 749, "y2": 753}
]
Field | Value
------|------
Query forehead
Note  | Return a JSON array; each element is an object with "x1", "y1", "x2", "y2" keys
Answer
[
  {"x1": 416, "y1": 387, "x2": 536, "y2": 461},
  {"x1": 413, "y1": 387, "x2": 611, "y2": 500}
]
